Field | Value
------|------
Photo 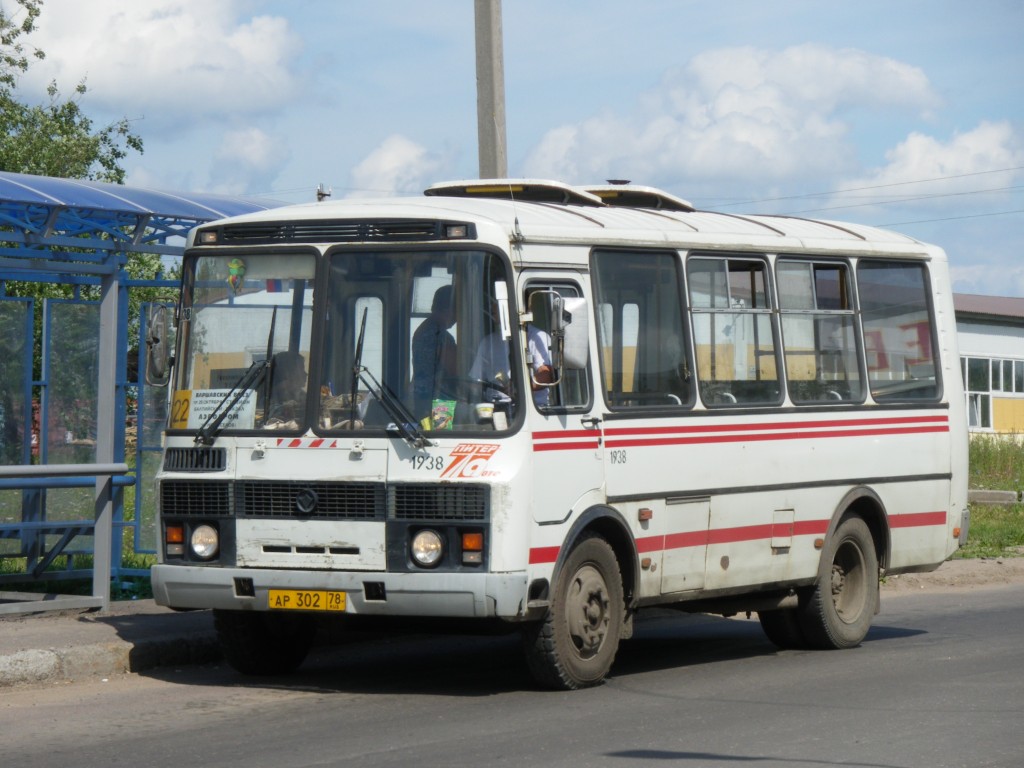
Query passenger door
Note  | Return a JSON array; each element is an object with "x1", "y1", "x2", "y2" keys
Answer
[
  {"x1": 525, "y1": 275, "x2": 606, "y2": 526},
  {"x1": 591, "y1": 249, "x2": 709, "y2": 595}
]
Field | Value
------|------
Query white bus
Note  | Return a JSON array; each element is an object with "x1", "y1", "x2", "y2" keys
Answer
[{"x1": 149, "y1": 179, "x2": 969, "y2": 689}]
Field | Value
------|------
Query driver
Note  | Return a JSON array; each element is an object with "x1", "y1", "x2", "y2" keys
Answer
[{"x1": 469, "y1": 297, "x2": 553, "y2": 407}]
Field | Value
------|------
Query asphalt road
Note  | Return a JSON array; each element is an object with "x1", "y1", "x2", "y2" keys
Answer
[{"x1": 3, "y1": 585, "x2": 1022, "y2": 768}]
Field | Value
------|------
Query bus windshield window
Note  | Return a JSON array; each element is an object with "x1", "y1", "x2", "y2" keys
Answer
[
  {"x1": 177, "y1": 253, "x2": 316, "y2": 432},
  {"x1": 320, "y1": 249, "x2": 518, "y2": 433}
]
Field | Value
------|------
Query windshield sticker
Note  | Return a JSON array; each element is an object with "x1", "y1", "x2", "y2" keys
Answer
[
  {"x1": 441, "y1": 443, "x2": 500, "y2": 479},
  {"x1": 227, "y1": 258, "x2": 246, "y2": 293},
  {"x1": 180, "y1": 388, "x2": 257, "y2": 430}
]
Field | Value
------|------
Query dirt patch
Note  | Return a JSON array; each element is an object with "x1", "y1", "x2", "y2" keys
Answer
[{"x1": 883, "y1": 556, "x2": 1024, "y2": 594}]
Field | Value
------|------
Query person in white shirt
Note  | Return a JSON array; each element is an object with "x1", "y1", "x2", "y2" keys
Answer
[{"x1": 469, "y1": 317, "x2": 553, "y2": 407}]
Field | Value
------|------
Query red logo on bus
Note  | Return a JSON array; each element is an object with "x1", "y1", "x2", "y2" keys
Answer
[{"x1": 441, "y1": 443, "x2": 500, "y2": 478}]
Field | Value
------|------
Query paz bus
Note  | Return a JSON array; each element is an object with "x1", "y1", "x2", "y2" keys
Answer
[{"x1": 148, "y1": 179, "x2": 968, "y2": 689}]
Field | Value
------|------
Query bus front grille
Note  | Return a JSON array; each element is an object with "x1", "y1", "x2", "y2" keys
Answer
[
  {"x1": 160, "y1": 480, "x2": 489, "y2": 522},
  {"x1": 236, "y1": 481, "x2": 386, "y2": 520},
  {"x1": 160, "y1": 480, "x2": 232, "y2": 516},
  {"x1": 389, "y1": 484, "x2": 489, "y2": 521}
]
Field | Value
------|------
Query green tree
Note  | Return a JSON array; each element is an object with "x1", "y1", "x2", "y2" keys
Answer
[
  {"x1": 1, "y1": 0, "x2": 143, "y2": 182},
  {"x1": 1, "y1": 0, "x2": 160, "y2": 393}
]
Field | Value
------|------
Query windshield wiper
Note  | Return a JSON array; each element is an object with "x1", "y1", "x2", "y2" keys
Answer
[
  {"x1": 359, "y1": 368, "x2": 431, "y2": 449},
  {"x1": 194, "y1": 358, "x2": 269, "y2": 446},
  {"x1": 348, "y1": 307, "x2": 429, "y2": 448}
]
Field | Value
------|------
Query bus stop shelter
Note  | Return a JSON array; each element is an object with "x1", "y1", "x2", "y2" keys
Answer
[{"x1": 0, "y1": 170, "x2": 284, "y2": 614}]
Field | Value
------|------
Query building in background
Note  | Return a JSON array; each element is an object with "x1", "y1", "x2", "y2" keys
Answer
[{"x1": 955, "y1": 293, "x2": 1024, "y2": 433}]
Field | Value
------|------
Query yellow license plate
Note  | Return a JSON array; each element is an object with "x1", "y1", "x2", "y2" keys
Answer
[{"x1": 268, "y1": 589, "x2": 346, "y2": 612}]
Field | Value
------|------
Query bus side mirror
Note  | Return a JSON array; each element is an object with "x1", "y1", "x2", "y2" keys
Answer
[
  {"x1": 145, "y1": 304, "x2": 172, "y2": 387},
  {"x1": 558, "y1": 298, "x2": 588, "y2": 370},
  {"x1": 529, "y1": 292, "x2": 589, "y2": 378}
]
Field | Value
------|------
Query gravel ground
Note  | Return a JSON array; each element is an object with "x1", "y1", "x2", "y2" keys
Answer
[{"x1": 883, "y1": 555, "x2": 1024, "y2": 594}]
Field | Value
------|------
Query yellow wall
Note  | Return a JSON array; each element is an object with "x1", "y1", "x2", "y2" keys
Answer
[{"x1": 993, "y1": 397, "x2": 1024, "y2": 433}]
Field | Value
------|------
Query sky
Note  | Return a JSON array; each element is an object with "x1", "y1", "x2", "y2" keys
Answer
[{"x1": 9, "y1": 0, "x2": 1024, "y2": 296}]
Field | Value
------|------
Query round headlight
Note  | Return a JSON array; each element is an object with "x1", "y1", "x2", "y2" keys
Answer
[
  {"x1": 410, "y1": 529, "x2": 444, "y2": 568},
  {"x1": 190, "y1": 524, "x2": 219, "y2": 560}
]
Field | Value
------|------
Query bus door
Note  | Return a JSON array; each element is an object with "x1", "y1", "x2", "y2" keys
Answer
[
  {"x1": 523, "y1": 278, "x2": 606, "y2": 527},
  {"x1": 592, "y1": 248, "x2": 710, "y2": 596}
]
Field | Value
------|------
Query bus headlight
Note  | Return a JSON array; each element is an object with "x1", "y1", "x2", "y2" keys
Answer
[
  {"x1": 190, "y1": 524, "x2": 219, "y2": 560},
  {"x1": 410, "y1": 529, "x2": 444, "y2": 568}
]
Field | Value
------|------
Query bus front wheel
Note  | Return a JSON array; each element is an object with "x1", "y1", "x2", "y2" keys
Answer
[
  {"x1": 523, "y1": 534, "x2": 625, "y2": 690},
  {"x1": 799, "y1": 516, "x2": 879, "y2": 649},
  {"x1": 214, "y1": 609, "x2": 316, "y2": 676}
]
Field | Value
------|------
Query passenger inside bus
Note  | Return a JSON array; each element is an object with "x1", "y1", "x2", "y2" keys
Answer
[
  {"x1": 267, "y1": 350, "x2": 307, "y2": 426},
  {"x1": 411, "y1": 285, "x2": 457, "y2": 415}
]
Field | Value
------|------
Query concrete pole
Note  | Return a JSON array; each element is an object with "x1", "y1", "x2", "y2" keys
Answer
[{"x1": 474, "y1": 0, "x2": 508, "y2": 178}]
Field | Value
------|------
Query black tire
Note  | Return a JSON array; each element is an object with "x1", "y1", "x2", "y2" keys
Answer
[
  {"x1": 798, "y1": 516, "x2": 879, "y2": 649},
  {"x1": 214, "y1": 609, "x2": 316, "y2": 676},
  {"x1": 758, "y1": 608, "x2": 808, "y2": 650},
  {"x1": 523, "y1": 535, "x2": 625, "y2": 690}
]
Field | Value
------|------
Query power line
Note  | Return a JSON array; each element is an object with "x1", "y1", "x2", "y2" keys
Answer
[
  {"x1": 876, "y1": 209, "x2": 1024, "y2": 228},
  {"x1": 709, "y1": 165, "x2": 1024, "y2": 210},
  {"x1": 782, "y1": 184, "x2": 1024, "y2": 216}
]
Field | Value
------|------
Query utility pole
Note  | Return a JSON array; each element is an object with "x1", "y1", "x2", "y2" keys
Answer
[{"x1": 474, "y1": 0, "x2": 507, "y2": 178}]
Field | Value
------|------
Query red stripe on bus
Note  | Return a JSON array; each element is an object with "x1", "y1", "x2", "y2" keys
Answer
[
  {"x1": 602, "y1": 415, "x2": 947, "y2": 438},
  {"x1": 889, "y1": 511, "x2": 947, "y2": 528},
  {"x1": 533, "y1": 514, "x2": 941, "y2": 566},
  {"x1": 636, "y1": 535, "x2": 664, "y2": 553},
  {"x1": 534, "y1": 429, "x2": 598, "y2": 440},
  {"x1": 605, "y1": 425, "x2": 948, "y2": 449},
  {"x1": 533, "y1": 441, "x2": 601, "y2": 452}
]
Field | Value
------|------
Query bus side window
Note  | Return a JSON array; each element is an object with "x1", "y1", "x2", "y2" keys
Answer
[
  {"x1": 687, "y1": 256, "x2": 781, "y2": 407},
  {"x1": 527, "y1": 282, "x2": 590, "y2": 411},
  {"x1": 778, "y1": 260, "x2": 863, "y2": 403},
  {"x1": 591, "y1": 250, "x2": 692, "y2": 409},
  {"x1": 857, "y1": 261, "x2": 940, "y2": 401}
]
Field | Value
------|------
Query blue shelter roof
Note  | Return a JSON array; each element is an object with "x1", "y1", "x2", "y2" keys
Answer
[{"x1": 0, "y1": 171, "x2": 287, "y2": 269}]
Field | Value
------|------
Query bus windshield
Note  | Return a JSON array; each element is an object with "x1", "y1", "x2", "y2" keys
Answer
[
  {"x1": 173, "y1": 247, "x2": 520, "y2": 435},
  {"x1": 319, "y1": 248, "x2": 518, "y2": 434},
  {"x1": 176, "y1": 252, "x2": 316, "y2": 433}
]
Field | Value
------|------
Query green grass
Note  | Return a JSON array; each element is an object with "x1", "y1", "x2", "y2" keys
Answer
[
  {"x1": 961, "y1": 435, "x2": 1024, "y2": 559},
  {"x1": 968, "y1": 434, "x2": 1024, "y2": 492}
]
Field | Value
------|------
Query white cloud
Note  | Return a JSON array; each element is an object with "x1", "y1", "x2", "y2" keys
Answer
[
  {"x1": 346, "y1": 135, "x2": 448, "y2": 198},
  {"x1": 522, "y1": 44, "x2": 940, "y2": 189},
  {"x1": 207, "y1": 127, "x2": 290, "y2": 195},
  {"x1": 20, "y1": 0, "x2": 302, "y2": 130},
  {"x1": 836, "y1": 121, "x2": 1024, "y2": 200}
]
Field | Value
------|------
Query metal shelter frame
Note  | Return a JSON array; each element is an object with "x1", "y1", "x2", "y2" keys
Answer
[{"x1": 0, "y1": 170, "x2": 284, "y2": 614}]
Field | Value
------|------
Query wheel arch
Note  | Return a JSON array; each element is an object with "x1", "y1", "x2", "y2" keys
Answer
[
  {"x1": 551, "y1": 504, "x2": 639, "y2": 610},
  {"x1": 829, "y1": 486, "x2": 891, "y2": 570}
]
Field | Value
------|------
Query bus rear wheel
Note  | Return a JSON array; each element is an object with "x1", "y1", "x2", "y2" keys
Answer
[
  {"x1": 523, "y1": 534, "x2": 624, "y2": 690},
  {"x1": 798, "y1": 516, "x2": 879, "y2": 649},
  {"x1": 214, "y1": 609, "x2": 316, "y2": 676}
]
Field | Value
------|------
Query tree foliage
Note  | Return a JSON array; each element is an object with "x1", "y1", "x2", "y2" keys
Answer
[
  {"x1": 0, "y1": 0, "x2": 143, "y2": 182},
  {"x1": 1, "y1": 0, "x2": 162, "y2": 387}
]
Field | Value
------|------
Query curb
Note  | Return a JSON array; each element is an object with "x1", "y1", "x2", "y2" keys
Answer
[
  {"x1": 968, "y1": 489, "x2": 1020, "y2": 504},
  {"x1": 0, "y1": 633, "x2": 220, "y2": 687}
]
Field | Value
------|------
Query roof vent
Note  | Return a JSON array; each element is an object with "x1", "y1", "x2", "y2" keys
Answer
[
  {"x1": 424, "y1": 179, "x2": 605, "y2": 207},
  {"x1": 581, "y1": 184, "x2": 695, "y2": 212}
]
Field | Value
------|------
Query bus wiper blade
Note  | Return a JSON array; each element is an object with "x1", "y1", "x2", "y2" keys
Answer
[
  {"x1": 358, "y1": 368, "x2": 431, "y2": 449},
  {"x1": 194, "y1": 359, "x2": 269, "y2": 446}
]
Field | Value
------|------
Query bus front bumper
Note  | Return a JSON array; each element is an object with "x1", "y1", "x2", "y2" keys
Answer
[{"x1": 151, "y1": 564, "x2": 529, "y2": 620}]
